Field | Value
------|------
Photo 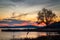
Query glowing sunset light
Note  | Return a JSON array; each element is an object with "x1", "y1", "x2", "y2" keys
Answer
[
  {"x1": 0, "y1": 23, "x2": 9, "y2": 26},
  {"x1": 19, "y1": 14, "x2": 37, "y2": 22},
  {"x1": 52, "y1": 16, "x2": 60, "y2": 22},
  {"x1": 38, "y1": 32, "x2": 47, "y2": 37},
  {"x1": 32, "y1": 22, "x2": 46, "y2": 27},
  {"x1": 13, "y1": 22, "x2": 28, "y2": 26}
]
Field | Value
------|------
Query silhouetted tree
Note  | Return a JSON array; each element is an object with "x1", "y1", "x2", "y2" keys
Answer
[{"x1": 37, "y1": 8, "x2": 56, "y2": 25}]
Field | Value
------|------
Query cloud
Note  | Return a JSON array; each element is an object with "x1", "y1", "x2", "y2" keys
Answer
[
  {"x1": 0, "y1": 0, "x2": 49, "y2": 11},
  {"x1": 21, "y1": 0, "x2": 49, "y2": 6},
  {"x1": 0, "y1": 0, "x2": 15, "y2": 8},
  {"x1": 50, "y1": 0, "x2": 60, "y2": 3},
  {"x1": 0, "y1": 0, "x2": 60, "y2": 12},
  {"x1": 47, "y1": 0, "x2": 60, "y2": 7},
  {"x1": 0, "y1": 0, "x2": 60, "y2": 19},
  {"x1": 10, "y1": 0, "x2": 25, "y2": 2},
  {"x1": 10, "y1": 0, "x2": 49, "y2": 6},
  {"x1": 0, "y1": 0, "x2": 48, "y2": 6},
  {"x1": 10, "y1": 0, "x2": 60, "y2": 7},
  {"x1": 0, "y1": 0, "x2": 60, "y2": 7}
]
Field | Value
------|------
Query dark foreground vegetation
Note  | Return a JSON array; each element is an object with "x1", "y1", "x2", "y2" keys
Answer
[{"x1": 46, "y1": 21, "x2": 60, "y2": 28}]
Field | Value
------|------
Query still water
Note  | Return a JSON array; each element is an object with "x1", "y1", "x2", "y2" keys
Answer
[
  {"x1": 0, "y1": 29, "x2": 60, "y2": 40},
  {"x1": 0, "y1": 31, "x2": 47, "y2": 40}
]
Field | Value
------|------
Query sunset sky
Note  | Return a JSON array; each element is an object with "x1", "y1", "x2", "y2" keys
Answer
[
  {"x1": 0, "y1": 0, "x2": 60, "y2": 39},
  {"x1": 0, "y1": 0, "x2": 60, "y2": 20}
]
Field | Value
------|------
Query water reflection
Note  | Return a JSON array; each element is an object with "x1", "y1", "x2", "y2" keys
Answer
[
  {"x1": 0, "y1": 30, "x2": 60, "y2": 40},
  {"x1": 0, "y1": 31, "x2": 47, "y2": 39}
]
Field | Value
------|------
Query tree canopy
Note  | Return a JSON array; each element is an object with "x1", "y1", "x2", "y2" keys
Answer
[{"x1": 37, "y1": 8, "x2": 56, "y2": 25}]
